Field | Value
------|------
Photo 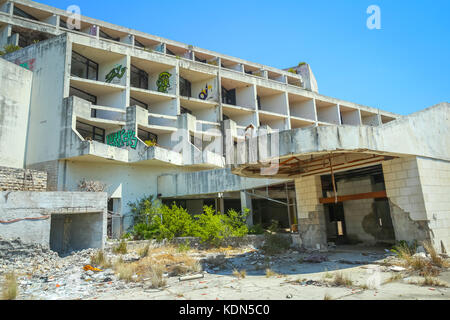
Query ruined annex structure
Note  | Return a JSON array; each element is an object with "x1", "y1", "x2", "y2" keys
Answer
[{"x1": 0, "y1": 0, "x2": 449, "y2": 253}]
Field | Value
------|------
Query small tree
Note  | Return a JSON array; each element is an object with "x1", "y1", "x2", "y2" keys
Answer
[{"x1": 0, "y1": 44, "x2": 22, "y2": 56}]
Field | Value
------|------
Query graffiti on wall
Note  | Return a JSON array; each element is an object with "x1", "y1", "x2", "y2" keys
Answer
[
  {"x1": 105, "y1": 64, "x2": 127, "y2": 83},
  {"x1": 156, "y1": 72, "x2": 172, "y2": 93},
  {"x1": 15, "y1": 58, "x2": 36, "y2": 71},
  {"x1": 106, "y1": 129, "x2": 138, "y2": 149},
  {"x1": 198, "y1": 84, "x2": 213, "y2": 100}
]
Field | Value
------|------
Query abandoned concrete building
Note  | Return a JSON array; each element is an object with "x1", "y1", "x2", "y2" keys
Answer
[{"x1": 0, "y1": 0, "x2": 449, "y2": 253}]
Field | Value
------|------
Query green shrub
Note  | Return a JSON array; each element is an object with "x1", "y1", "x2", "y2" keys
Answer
[
  {"x1": 249, "y1": 224, "x2": 265, "y2": 235},
  {"x1": 127, "y1": 197, "x2": 249, "y2": 245},
  {"x1": 155, "y1": 204, "x2": 197, "y2": 240},
  {"x1": 0, "y1": 44, "x2": 21, "y2": 56}
]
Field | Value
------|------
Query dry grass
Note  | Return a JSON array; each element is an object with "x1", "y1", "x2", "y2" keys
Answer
[
  {"x1": 383, "y1": 273, "x2": 404, "y2": 284},
  {"x1": 408, "y1": 276, "x2": 448, "y2": 288},
  {"x1": 112, "y1": 240, "x2": 128, "y2": 254},
  {"x1": 423, "y1": 241, "x2": 449, "y2": 268},
  {"x1": 332, "y1": 272, "x2": 353, "y2": 287},
  {"x1": 421, "y1": 276, "x2": 448, "y2": 288},
  {"x1": 265, "y1": 268, "x2": 279, "y2": 278},
  {"x1": 90, "y1": 250, "x2": 112, "y2": 269},
  {"x1": 137, "y1": 244, "x2": 150, "y2": 258},
  {"x1": 2, "y1": 273, "x2": 17, "y2": 300},
  {"x1": 323, "y1": 293, "x2": 333, "y2": 300},
  {"x1": 114, "y1": 260, "x2": 135, "y2": 282},
  {"x1": 232, "y1": 269, "x2": 247, "y2": 279}
]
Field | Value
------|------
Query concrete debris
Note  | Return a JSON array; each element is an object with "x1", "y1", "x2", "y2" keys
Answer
[
  {"x1": 389, "y1": 266, "x2": 406, "y2": 272},
  {"x1": 303, "y1": 254, "x2": 328, "y2": 263},
  {"x1": 179, "y1": 274, "x2": 204, "y2": 282}
]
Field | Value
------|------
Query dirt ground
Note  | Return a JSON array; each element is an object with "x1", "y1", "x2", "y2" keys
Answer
[
  {"x1": 89, "y1": 244, "x2": 450, "y2": 301},
  {"x1": 3, "y1": 238, "x2": 449, "y2": 300}
]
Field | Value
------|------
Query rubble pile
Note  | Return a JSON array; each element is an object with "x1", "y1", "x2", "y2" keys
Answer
[{"x1": 0, "y1": 238, "x2": 135, "y2": 300}]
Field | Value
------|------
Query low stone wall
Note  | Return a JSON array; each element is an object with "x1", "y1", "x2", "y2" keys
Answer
[
  {"x1": 0, "y1": 166, "x2": 47, "y2": 191},
  {"x1": 108, "y1": 234, "x2": 298, "y2": 251}
]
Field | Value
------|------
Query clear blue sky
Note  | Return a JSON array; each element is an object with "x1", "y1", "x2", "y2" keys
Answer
[{"x1": 40, "y1": 0, "x2": 449, "y2": 115}]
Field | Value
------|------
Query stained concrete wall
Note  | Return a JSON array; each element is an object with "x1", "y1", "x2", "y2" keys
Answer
[
  {"x1": 59, "y1": 160, "x2": 197, "y2": 231},
  {"x1": 0, "y1": 57, "x2": 32, "y2": 169},
  {"x1": 0, "y1": 191, "x2": 107, "y2": 252},
  {"x1": 337, "y1": 177, "x2": 376, "y2": 243},
  {"x1": 158, "y1": 168, "x2": 288, "y2": 198},
  {"x1": 2, "y1": 35, "x2": 68, "y2": 168}
]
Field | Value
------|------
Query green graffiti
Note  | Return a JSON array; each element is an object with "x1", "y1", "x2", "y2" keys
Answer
[
  {"x1": 156, "y1": 72, "x2": 171, "y2": 93},
  {"x1": 105, "y1": 64, "x2": 127, "y2": 83},
  {"x1": 106, "y1": 129, "x2": 138, "y2": 149}
]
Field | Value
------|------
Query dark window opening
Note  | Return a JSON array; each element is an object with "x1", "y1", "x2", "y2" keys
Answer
[
  {"x1": 130, "y1": 65, "x2": 149, "y2": 89},
  {"x1": 257, "y1": 96, "x2": 261, "y2": 110},
  {"x1": 99, "y1": 30, "x2": 120, "y2": 42},
  {"x1": 179, "y1": 77, "x2": 192, "y2": 97},
  {"x1": 195, "y1": 56, "x2": 207, "y2": 64},
  {"x1": 138, "y1": 129, "x2": 158, "y2": 144},
  {"x1": 71, "y1": 51, "x2": 98, "y2": 81},
  {"x1": 221, "y1": 87, "x2": 236, "y2": 105},
  {"x1": 180, "y1": 106, "x2": 192, "y2": 115},
  {"x1": 166, "y1": 48, "x2": 176, "y2": 56},
  {"x1": 13, "y1": 6, "x2": 39, "y2": 21},
  {"x1": 134, "y1": 39, "x2": 145, "y2": 48},
  {"x1": 70, "y1": 86, "x2": 97, "y2": 117},
  {"x1": 130, "y1": 97, "x2": 149, "y2": 110},
  {"x1": 76, "y1": 121, "x2": 105, "y2": 143},
  {"x1": 59, "y1": 19, "x2": 81, "y2": 31}
]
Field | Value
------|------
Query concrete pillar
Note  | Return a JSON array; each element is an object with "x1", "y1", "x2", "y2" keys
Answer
[
  {"x1": 0, "y1": 25, "x2": 11, "y2": 48},
  {"x1": 294, "y1": 175, "x2": 327, "y2": 250},
  {"x1": 240, "y1": 191, "x2": 253, "y2": 226},
  {"x1": 383, "y1": 156, "x2": 450, "y2": 253},
  {"x1": 382, "y1": 157, "x2": 431, "y2": 245}
]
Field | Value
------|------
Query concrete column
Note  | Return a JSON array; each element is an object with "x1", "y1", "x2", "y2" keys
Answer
[
  {"x1": 294, "y1": 175, "x2": 327, "y2": 250},
  {"x1": 240, "y1": 191, "x2": 253, "y2": 226},
  {"x1": 0, "y1": 25, "x2": 11, "y2": 48},
  {"x1": 382, "y1": 157, "x2": 430, "y2": 245}
]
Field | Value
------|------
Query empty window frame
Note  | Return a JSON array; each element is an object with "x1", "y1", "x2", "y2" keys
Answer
[
  {"x1": 59, "y1": 19, "x2": 81, "y2": 31},
  {"x1": 76, "y1": 121, "x2": 105, "y2": 143},
  {"x1": 134, "y1": 39, "x2": 145, "y2": 48},
  {"x1": 13, "y1": 6, "x2": 39, "y2": 21},
  {"x1": 166, "y1": 48, "x2": 176, "y2": 56},
  {"x1": 130, "y1": 97, "x2": 149, "y2": 110},
  {"x1": 70, "y1": 86, "x2": 98, "y2": 117},
  {"x1": 221, "y1": 87, "x2": 236, "y2": 105},
  {"x1": 99, "y1": 30, "x2": 120, "y2": 42},
  {"x1": 71, "y1": 51, "x2": 99, "y2": 81},
  {"x1": 180, "y1": 106, "x2": 192, "y2": 115},
  {"x1": 138, "y1": 129, "x2": 158, "y2": 143},
  {"x1": 179, "y1": 77, "x2": 192, "y2": 97},
  {"x1": 130, "y1": 65, "x2": 149, "y2": 89}
]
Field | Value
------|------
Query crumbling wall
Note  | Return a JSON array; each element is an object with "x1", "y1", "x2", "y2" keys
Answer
[
  {"x1": 416, "y1": 157, "x2": 450, "y2": 253},
  {"x1": 295, "y1": 176, "x2": 327, "y2": 249},
  {"x1": 0, "y1": 166, "x2": 47, "y2": 191},
  {"x1": 0, "y1": 192, "x2": 107, "y2": 253},
  {"x1": 382, "y1": 157, "x2": 431, "y2": 245}
]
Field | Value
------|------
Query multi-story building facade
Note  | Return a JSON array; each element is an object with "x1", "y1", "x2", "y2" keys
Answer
[{"x1": 1, "y1": 0, "x2": 449, "y2": 252}]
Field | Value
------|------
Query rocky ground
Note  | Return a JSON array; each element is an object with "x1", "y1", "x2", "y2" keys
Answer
[{"x1": 1, "y1": 238, "x2": 449, "y2": 300}]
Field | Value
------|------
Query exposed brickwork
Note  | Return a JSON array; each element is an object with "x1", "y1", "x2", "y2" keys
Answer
[
  {"x1": 27, "y1": 160, "x2": 59, "y2": 191},
  {"x1": 0, "y1": 166, "x2": 47, "y2": 191}
]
